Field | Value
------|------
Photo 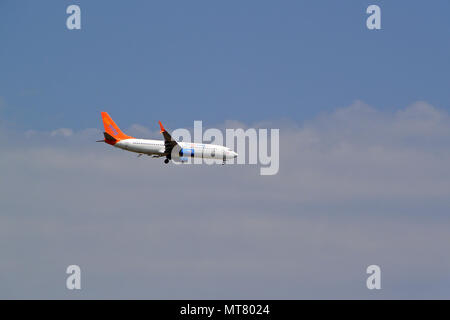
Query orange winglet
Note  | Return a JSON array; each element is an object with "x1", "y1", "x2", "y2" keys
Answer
[{"x1": 158, "y1": 121, "x2": 166, "y2": 133}]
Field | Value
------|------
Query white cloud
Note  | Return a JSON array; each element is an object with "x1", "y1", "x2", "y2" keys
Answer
[
  {"x1": 50, "y1": 128, "x2": 73, "y2": 137},
  {"x1": 1, "y1": 101, "x2": 450, "y2": 298},
  {"x1": 127, "y1": 123, "x2": 160, "y2": 139}
]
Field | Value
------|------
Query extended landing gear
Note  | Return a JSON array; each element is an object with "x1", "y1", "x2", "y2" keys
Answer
[{"x1": 164, "y1": 158, "x2": 170, "y2": 164}]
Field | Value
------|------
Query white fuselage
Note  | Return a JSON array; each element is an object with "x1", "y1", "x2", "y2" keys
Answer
[{"x1": 114, "y1": 139, "x2": 238, "y2": 161}]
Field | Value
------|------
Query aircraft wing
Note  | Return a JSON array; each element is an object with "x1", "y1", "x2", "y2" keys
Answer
[{"x1": 158, "y1": 121, "x2": 181, "y2": 155}]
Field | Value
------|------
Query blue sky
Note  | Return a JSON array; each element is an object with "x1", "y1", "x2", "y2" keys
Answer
[
  {"x1": 1, "y1": 1, "x2": 450, "y2": 299},
  {"x1": 1, "y1": 0, "x2": 449, "y2": 131}
]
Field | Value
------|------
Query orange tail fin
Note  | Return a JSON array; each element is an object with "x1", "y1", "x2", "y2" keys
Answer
[{"x1": 101, "y1": 112, "x2": 134, "y2": 141}]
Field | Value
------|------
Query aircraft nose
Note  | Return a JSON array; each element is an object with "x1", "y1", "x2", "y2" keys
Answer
[
  {"x1": 226, "y1": 151, "x2": 238, "y2": 159},
  {"x1": 226, "y1": 150, "x2": 238, "y2": 159}
]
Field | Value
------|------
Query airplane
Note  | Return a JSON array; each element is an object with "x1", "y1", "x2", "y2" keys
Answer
[{"x1": 97, "y1": 112, "x2": 238, "y2": 164}]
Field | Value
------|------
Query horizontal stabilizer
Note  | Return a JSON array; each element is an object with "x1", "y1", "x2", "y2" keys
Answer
[{"x1": 103, "y1": 132, "x2": 117, "y2": 142}]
